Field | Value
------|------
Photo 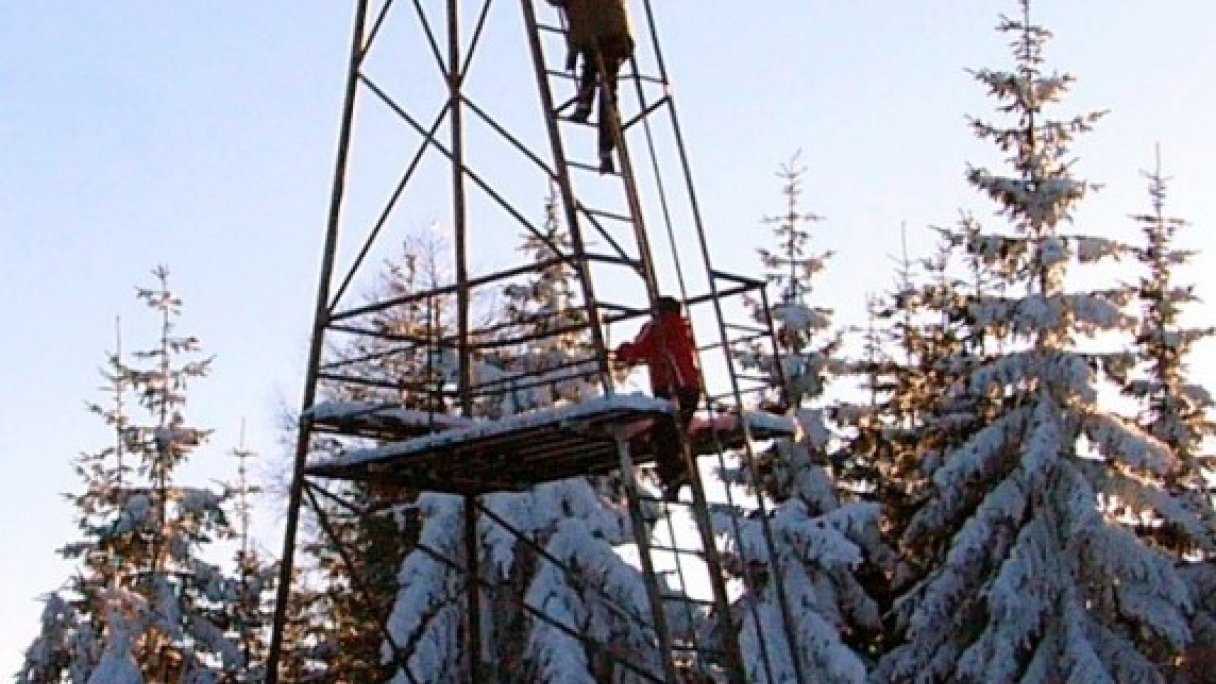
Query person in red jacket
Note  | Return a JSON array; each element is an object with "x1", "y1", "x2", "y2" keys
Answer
[{"x1": 614, "y1": 296, "x2": 703, "y2": 500}]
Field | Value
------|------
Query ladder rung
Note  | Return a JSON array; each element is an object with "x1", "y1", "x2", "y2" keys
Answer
[
  {"x1": 724, "y1": 322, "x2": 767, "y2": 334},
  {"x1": 558, "y1": 114, "x2": 594, "y2": 126},
  {"x1": 536, "y1": 23, "x2": 566, "y2": 35},
  {"x1": 640, "y1": 492, "x2": 693, "y2": 505},
  {"x1": 544, "y1": 68, "x2": 579, "y2": 81},
  {"x1": 649, "y1": 543, "x2": 706, "y2": 557},
  {"x1": 568, "y1": 160, "x2": 621, "y2": 176},
  {"x1": 629, "y1": 73, "x2": 668, "y2": 87},
  {"x1": 671, "y1": 645, "x2": 729, "y2": 657},
  {"x1": 710, "y1": 269, "x2": 765, "y2": 287},
  {"x1": 660, "y1": 594, "x2": 715, "y2": 607},
  {"x1": 724, "y1": 330, "x2": 767, "y2": 342},
  {"x1": 584, "y1": 207, "x2": 634, "y2": 223},
  {"x1": 733, "y1": 373, "x2": 772, "y2": 383}
]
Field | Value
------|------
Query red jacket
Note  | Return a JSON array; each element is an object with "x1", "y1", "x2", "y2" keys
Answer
[{"x1": 616, "y1": 310, "x2": 702, "y2": 394}]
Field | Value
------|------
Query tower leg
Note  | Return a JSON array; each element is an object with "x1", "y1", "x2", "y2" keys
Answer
[{"x1": 264, "y1": 1, "x2": 369, "y2": 680}]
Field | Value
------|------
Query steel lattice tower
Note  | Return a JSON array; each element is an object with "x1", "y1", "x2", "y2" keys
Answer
[{"x1": 266, "y1": 2, "x2": 807, "y2": 682}]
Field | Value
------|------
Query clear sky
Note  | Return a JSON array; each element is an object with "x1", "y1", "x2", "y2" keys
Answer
[{"x1": 2, "y1": 2, "x2": 1213, "y2": 674}]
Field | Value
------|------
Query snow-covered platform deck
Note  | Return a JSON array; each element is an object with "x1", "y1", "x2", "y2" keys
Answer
[
  {"x1": 304, "y1": 394, "x2": 797, "y2": 495},
  {"x1": 306, "y1": 395, "x2": 672, "y2": 494},
  {"x1": 306, "y1": 401, "x2": 474, "y2": 441}
]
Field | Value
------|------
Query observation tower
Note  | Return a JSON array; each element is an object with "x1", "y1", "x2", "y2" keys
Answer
[{"x1": 266, "y1": 2, "x2": 807, "y2": 682}]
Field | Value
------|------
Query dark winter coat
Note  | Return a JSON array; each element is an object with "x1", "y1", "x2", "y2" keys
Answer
[
  {"x1": 549, "y1": 0, "x2": 632, "y2": 52},
  {"x1": 615, "y1": 310, "x2": 702, "y2": 395}
]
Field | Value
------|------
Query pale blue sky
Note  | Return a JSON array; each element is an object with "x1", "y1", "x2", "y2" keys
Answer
[{"x1": 2, "y1": 2, "x2": 1213, "y2": 673}]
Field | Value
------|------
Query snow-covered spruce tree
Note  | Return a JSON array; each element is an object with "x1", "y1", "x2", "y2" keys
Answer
[
  {"x1": 841, "y1": 231, "x2": 981, "y2": 657},
  {"x1": 1123, "y1": 156, "x2": 1216, "y2": 680},
  {"x1": 843, "y1": 230, "x2": 955, "y2": 530},
  {"x1": 867, "y1": 219, "x2": 1013, "y2": 612},
  {"x1": 876, "y1": 4, "x2": 1210, "y2": 682},
  {"x1": 494, "y1": 185, "x2": 600, "y2": 414},
  {"x1": 101, "y1": 267, "x2": 246, "y2": 681},
  {"x1": 1124, "y1": 155, "x2": 1216, "y2": 549},
  {"x1": 736, "y1": 154, "x2": 839, "y2": 500},
  {"x1": 726, "y1": 156, "x2": 885, "y2": 683},
  {"x1": 225, "y1": 436, "x2": 278, "y2": 682},
  {"x1": 848, "y1": 236, "x2": 945, "y2": 557},
  {"x1": 19, "y1": 594, "x2": 92, "y2": 683},
  {"x1": 16, "y1": 324, "x2": 129, "y2": 683},
  {"x1": 284, "y1": 233, "x2": 470, "y2": 682},
  {"x1": 381, "y1": 189, "x2": 663, "y2": 683},
  {"x1": 507, "y1": 189, "x2": 662, "y2": 683},
  {"x1": 298, "y1": 235, "x2": 451, "y2": 682},
  {"x1": 19, "y1": 267, "x2": 248, "y2": 683}
]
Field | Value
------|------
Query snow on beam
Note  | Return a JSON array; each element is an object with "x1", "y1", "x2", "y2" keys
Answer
[
  {"x1": 692, "y1": 410, "x2": 797, "y2": 439},
  {"x1": 304, "y1": 400, "x2": 475, "y2": 439}
]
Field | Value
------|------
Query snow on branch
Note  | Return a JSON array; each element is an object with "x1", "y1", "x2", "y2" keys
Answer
[
  {"x1": 386, "y1": 495, "x2": 466, "y2": 680},
  {"x1": 1067, "y1": 235, "x2": 1127, "y2": 263},
  {"x1": 956, "y1": 511, "x2": 1052, "y2": 681},
  {"x1": 968, "y1": 68, "x2": 1073, "y2": 109},
  {"x1": 968, "y1": 170, "x2": 1088, "y2": 229},
  {"x1": 1076, "y1": 522, "x2": 1191, "y2": 651},
  {"x1": 920, "y1": 409, "x2": 1030, "y2": 521},
  {"x1": 1082, "y1": 412, "x2": 1177, "y2": 476}
]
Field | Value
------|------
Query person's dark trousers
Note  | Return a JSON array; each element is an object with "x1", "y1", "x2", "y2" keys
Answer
[
  {"x1": 592, "y1": 35, "x2": 631, "y2": 169},
  {"x1": 573, "y1": 46, "x2": 597, "y2": 120},
  {"x1": 651, "y1": 387, "x2": 701, "y2": 485}
]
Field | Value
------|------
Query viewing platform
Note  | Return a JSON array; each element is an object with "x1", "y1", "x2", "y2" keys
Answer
[{"x1": 305, "y1": 394, "x2": 796, "y2": 495}]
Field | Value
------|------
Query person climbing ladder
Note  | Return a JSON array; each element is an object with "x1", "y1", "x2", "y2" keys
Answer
[
  {"x1": 547, "y1": 0, "x2": 634, "y2": 173},
  {"x1": 614, "y1": 296, "x2": 703, "y2": 501}
]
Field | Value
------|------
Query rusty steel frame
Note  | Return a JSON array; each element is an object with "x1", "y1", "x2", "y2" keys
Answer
[{"x1": 267, "y1": 1, "x2": 809, "y2": 682}]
